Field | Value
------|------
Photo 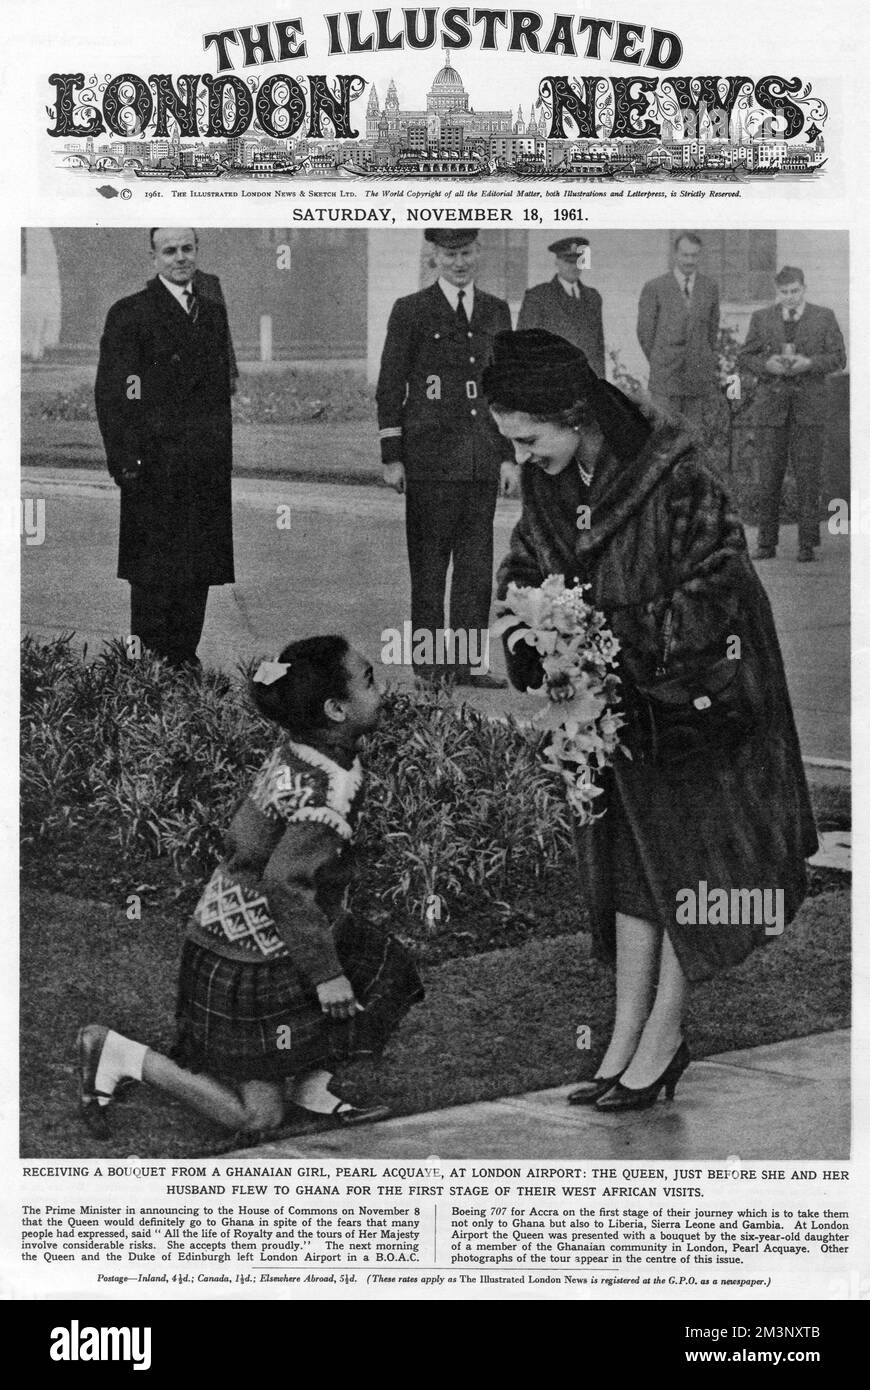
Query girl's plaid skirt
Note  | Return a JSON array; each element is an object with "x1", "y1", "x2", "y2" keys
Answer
[{"x1": 174, "y1": 915, "x2": 424, "y2": 1082}]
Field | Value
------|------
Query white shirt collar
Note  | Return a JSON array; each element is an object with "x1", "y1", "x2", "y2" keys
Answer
[
  {"x1": 438, "y1": 278, "x2": 475, "y2": 317},
  {"x1": 557, "y1": 276, "x2": 581, "y2": 298},
  {"x1": 159, "y1": 274, "x2": 193, "y2": 309},
  {"x1": 782, "y1": 303, "x2": 806, "y2": 321},
  {"x1": 674, "y1": 267, "x2": 696, "y2": 293}
]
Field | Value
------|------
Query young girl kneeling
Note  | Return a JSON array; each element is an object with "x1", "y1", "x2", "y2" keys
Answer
[{"x1": 78, "y1": 635, "x2": 424, "y2": 1147}]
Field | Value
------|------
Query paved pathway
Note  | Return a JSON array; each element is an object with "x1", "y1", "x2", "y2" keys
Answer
[
  {"x1": 230, "y1": 1030, "x2": 850, "y2": 1161},
  {"x1": 21, "y1": 469, "x2": 850, "y2": 763}
]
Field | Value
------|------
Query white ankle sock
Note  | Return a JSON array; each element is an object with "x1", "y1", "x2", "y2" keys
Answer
[
  {"x1": 290, "y1": 1069, "x2": 339, "y2": 1115},
  {"x1": 93, "y1": 1031, "x2": 148, "y2": 1104}
]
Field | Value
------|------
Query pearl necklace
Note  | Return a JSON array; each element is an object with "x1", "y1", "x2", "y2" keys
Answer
[{"x1": 577, "y1": 460, "x2": 595, "y2": 487}]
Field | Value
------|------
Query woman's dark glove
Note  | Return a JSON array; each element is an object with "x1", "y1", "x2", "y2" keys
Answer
[{"x1": 501, "y1": 626, "x2": 545, "y2": 692}]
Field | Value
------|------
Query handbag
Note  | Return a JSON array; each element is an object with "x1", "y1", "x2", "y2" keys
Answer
[{"x1": 632, "y1": 608, "x2": 761, "y2": 766}]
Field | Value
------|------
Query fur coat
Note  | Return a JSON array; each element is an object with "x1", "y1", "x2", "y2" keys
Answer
[{"x1": 496, "y1": 422, "x2": 818, "y2": 982}]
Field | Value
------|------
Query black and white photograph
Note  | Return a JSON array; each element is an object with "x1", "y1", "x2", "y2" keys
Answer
[
  {"x1": 7, "y1": 0, "x2": 870, "y2": 1322},
  {"x1": 20, "y1": 224, "x2": 850, "y2": 1163}
]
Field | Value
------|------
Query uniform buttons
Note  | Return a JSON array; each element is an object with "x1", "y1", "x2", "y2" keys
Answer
[
  {"x1": 469, "y1": 356, "x2": 476, "y2": 363},
  {"x1": 467, "y1": 332, "x2": 473, "y2": 339},
  {"x1": 470, "y1": 409, "x2": 478, "y2": 417}
]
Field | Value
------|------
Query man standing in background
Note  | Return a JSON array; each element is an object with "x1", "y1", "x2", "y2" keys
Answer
[
  {"x1": 517, "y1": 237, "x2": 605, "y2": 377},
  {"x1": 637, "y1": 232, "x2": 721, "y2": 430},
  {"x1": 377, "y1": 229, "x2": 516, "y2": 689},
  {"x1": 740, "y1": 266, "x2": 846, "y2": 562},
  {"x1": 95, "y1": 228, "x2": 236, "y2": 668}
]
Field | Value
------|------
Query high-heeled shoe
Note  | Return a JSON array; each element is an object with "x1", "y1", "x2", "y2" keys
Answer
[
  {"x1": 566, "y1": 1072, "x2": 625, "y2": 1106},
  {"x1": 594, "y1": 1039, "x2": 690, "y2": 1112}
]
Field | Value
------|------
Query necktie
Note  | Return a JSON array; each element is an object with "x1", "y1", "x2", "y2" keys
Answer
[
  {"x1": 184, "y1": 285, "x2": 199, "y2": 323},
  {"x1": 682, "y1": 275, "x2": 692, "y2": 302},
  {"x1": 456, "y1": 289, "x2": 469, "y2": 331}
]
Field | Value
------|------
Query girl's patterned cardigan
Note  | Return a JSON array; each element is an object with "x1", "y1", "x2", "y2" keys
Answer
[{"x1": 185, "y1": 738, "x2": 365, "y2": 983}]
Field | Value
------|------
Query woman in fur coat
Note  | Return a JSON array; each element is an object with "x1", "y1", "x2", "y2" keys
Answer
[{"x1": 484, "y1": 330, "x2": 817, "y2": 1112}]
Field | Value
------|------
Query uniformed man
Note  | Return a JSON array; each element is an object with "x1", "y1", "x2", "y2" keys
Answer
[
  {"x1": 517, "y1": 237, "x2": 605, "y2": 377},
  {"x1": 376, "y1": 229, "x2": 516, "y2": 688}
]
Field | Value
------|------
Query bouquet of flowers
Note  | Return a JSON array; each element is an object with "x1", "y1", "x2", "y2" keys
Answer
[{"x1": 492, "y1": 575, "x2": 627, "y2": 824}]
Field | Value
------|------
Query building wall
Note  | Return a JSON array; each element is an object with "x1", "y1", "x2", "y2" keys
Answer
[
  {"x1": 35, "y1": 228, "x2": 369, "y2": 361},
  {"x1": 777, "y1": 229, "x2": 849, "y2": 353},
  {"x1": 521, "y1": 228, "x2": 849, "y2": 386},
  {"x1": 25, "y1": 228, "x2": 849, "y2": 381},
  {"x1": 21, "y1": 230, "x2": 61, "y2": 360}
]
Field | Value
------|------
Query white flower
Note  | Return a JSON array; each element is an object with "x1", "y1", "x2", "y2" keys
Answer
[{"x1": 494, "y1": 575, "x2": 626, "y2": 825}]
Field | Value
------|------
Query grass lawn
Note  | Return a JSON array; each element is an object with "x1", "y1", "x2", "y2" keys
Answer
[{"x1": 21, "y1": 883, "x2": 849, "y2": 1159}]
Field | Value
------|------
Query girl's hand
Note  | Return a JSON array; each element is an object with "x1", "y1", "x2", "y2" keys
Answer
[{"x1": 316, "y1": 975, "x2": 362, "y2": 1021}]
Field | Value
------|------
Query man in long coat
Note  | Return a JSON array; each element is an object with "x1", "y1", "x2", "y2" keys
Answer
[
  {"x1": 637, "y1": 232, "x2": 721, "y2": 430},
  {"x1": 376, "y1": 229, "x2": 516, "y2": 688},
  {"x1": 739, "y1": 266, "x2": 846, "y2": 562},
  {"x1": 95, "y1": 228, "x2": 235, "y2": 667},
  {"x1": 517, "y1": 237, "x2": 606, "y2": 377}
]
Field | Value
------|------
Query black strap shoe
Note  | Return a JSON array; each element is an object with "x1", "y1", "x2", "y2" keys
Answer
[{"x1": 77, "y1": 1024, "x2": 115, "y2": 1140}]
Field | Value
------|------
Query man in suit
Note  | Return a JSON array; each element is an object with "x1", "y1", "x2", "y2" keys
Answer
[
  {"x1": 377, "y1": 229, "x2": 517, "y2": 689},
  {"x1": 739, "y1": 266, "x2": 846, "y2": 562},
  {"x1": 517, "y1": 237, "x2": 605, "y2": 377},
  {"x1": 95, "y1": 228, "x2": 236, "y2": 667},
  {"x1": 637, "y1": 232, "x2": 721, "y2": 430}
]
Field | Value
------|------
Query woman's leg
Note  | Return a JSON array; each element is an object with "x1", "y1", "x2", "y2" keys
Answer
[
  {"x1": 594, "y1": 912, "x2": 661, "y2": 1077},
  {"x1": 618, "y1": 932, "x2": 687, "y2": 1089}
]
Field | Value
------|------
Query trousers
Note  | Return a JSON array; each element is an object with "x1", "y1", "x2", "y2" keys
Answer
[
  {"x1": 130, "y1": 580, "x2": 210, "y2": 666},
  {"x1": 757, "y1": 413, "x2": 824, "y2": 552},
  {"x1": 653, "y1": 393, "x2": 715, "y2": 436},
  {"x1": 404, "y1": 480, "x2": 498, "y2": 674}
]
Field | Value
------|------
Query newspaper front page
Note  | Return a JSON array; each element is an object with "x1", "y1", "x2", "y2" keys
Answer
[{"x1": 3, "y1": 0, "x2": 867, "y2": 1321}]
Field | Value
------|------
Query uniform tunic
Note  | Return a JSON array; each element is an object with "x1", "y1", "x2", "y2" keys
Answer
[{"x1": 376, "y1": 281, "x2": 513, "y2": 657}]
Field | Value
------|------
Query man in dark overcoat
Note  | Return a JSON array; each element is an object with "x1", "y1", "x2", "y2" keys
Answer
[
  {"x1": 739, "y1": 266, "x2": 846, "y2": 562},
  {"x1": 376, "y1": 229, "x2": 516, "y2": 688},
  {"x1": 637, "y1": 232, "x2": 721, "y2": 430},
  {"x1": 517, "y1": 237, "x2": 606, "y2": 376},
  {"x1": 95, "y1": 228, "x2": 235, "y2": 667}
]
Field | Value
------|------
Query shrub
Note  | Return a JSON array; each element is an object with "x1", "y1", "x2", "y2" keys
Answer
[
  {"x1": 26, "y1": 369, "x2": 375, "y2": 427},
  {"x1": 20, "y1": 637, "x2": 574, "y2": 940}
]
